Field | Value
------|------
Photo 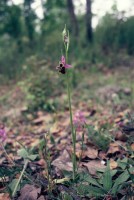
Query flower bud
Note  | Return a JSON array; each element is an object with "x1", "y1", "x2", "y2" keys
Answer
[{"x1": 62, "y1": 25, "x2": 69, "y2": 51}]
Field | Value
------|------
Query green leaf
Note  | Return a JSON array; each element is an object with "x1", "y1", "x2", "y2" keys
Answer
[
  {"x1": 97, "y1": 168, "x2": 105, "y2": 173},
  {"x1": 77, "y1": 184, "x2": 105, "y2": 197},
  {"x1": 111, "y1": 169, "x2": 117, "y2": 177},
  {"x1": 128, "y1": 167, "x2": 134, "y2": 183},
  {"x1": 17, "y1": 148, "x2": 38, "y2": 161},
  {"x1": 39, "y1": 139, "x2": 45, "y2": 151},
  {"x1": 102, "y1": 164, "x2": 112, "y2": 192},
  {"x1": 17, "y1": 148, "x2": 29, "y2": 159},
  {"x1": 50, "y1": 135, "x2": 55, "y2": 144},
  {"x1": 111, "y1": 170, "x2": 130, "y2": 195},
  {"x1": 62, "y1": 193, "x2": 73, "y2": 200},
  {"x1": 117, "y1": 158, "x2": 128, "y2": 170},
  {"x1": 8, "y1": 179, "x2": 20, "y2": 194},
  {"x1": 28, "y1": 154, "x2": 38, "y2": 161},
  {"x1": 84, "y1": 174, "x2": 102, "y2": 188},
  {"x1": 89, "y1": 186, "x2": 105, "y2": 197},
  {"x1": 128, "y1": 167, "x2": 134, "y2": 174}
]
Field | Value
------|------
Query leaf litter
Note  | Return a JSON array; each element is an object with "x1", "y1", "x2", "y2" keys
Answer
[{"x1": 0, "y1": 67, "x2": 134, "y2": 199}]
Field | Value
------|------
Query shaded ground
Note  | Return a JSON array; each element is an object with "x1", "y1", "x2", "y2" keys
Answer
[{"x1": 0, "y1": 65, "x2": 134, "y2": 199}]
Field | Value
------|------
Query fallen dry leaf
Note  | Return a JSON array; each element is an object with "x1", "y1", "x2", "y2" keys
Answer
[
  {"x1": 107, "y1": 142, "x2": 120, "y2": 154},
  {"x1": 37, "y1": 111, "x2": 44, "y2": 117},
  {"x1": 82, "y1": 146, "x2": 98, "y2": 159},
  {"x1": 60, "y1": 118, "x2": 70, "y2": 127},
  {"x1": 0, "y1": 176, "x2": 9, "y2": 183},
  {"x1": 98, "y1": 151, "x2": 107, "y2": 159},
  {"x1": 110, "y1": 159, "x2": 118, "y2": 169},
  {"x1": 0, "y1": 193, "x2": 10, "y2": 200},
  {"x1": 49, "y1": 122, "x2": 59, "y2": 134},
  {"x1": 52, "y1": 149, "x2": 73, "y2": 171},
  {"x1": 114, "y1": 118, "x2": 122, "y2": 123},
  {"x1": 38, "y1": 196, "x2": 46, "y2": 200},
  {"x1": 118, "y1": 112, "x2": 125, "y2": 118},
  {"x1": 30, "y1": 139, "x2": 40, "y2": 147},
  {"x1": 114, "y1": 131, "x2": 127, "y2": 141},
  {"x1": 131, "y1": 143, "x2": 134, "y2": 151},
  {"x1": 37, "y1": 159, "x2": 46, "y2": 167},
  {"x1": 33, "y1": 114, "x2": 52, "y2": 125},
  {"x1": 18, "y1": 184, "x2": 41, "y2": 200},
  {"x1": 83, "y1": 160, "x2": 106, "y2": 175}
]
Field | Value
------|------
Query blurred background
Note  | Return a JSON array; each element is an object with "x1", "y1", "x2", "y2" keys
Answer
[
  {"x1": 0, "y1": 0, "x2": 134, "y2": 120},
  {"x1": 0, "y1": 0, "x2": 134, "y2": 80}
]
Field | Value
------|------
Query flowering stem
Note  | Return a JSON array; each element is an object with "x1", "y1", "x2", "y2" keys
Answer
[{"x1": 65, "y1": 50, "x2": 76, "y2": 180}]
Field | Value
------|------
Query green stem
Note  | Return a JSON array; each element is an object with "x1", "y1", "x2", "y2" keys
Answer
[
  {"x1": 65, "y1": 49, "x2": 76, "y2": 180},
  {"x1": 77, "y1": 131, "x2": 85, "y2": 171},
  {"x1": 0, "y1": 142, "x2": 15, "y2": 166},
  {"x1": 44, "y1": 134, "x2": 52, "y2": 196},
  {"x1": 12, "y1": 159, "x2": 28, "y2": 197}
]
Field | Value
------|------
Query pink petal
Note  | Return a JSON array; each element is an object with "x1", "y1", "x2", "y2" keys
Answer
[
  {"x1": 65, "y1": 64, "x2": 72, "y2": 68},
  {"x1": 0, "y1": 129, "x2": 6, "y2": 142},
  {"x1": 61, "y1": 56, "x2": 65, "y2": 65}
]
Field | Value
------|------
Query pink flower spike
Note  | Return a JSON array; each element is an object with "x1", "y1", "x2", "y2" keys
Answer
[
  {"x1": 0, "y1": 128, "x2": 6, "y2": 142},
  {"x1": 73, "y1": 111, "x2": 86, "y2": 131},
  {"x1": 61, "y1": 56, "x2": 65, "y2": 65},
  {"x1": 65, "y1": 64, "x2": 72, "y2": 69}
]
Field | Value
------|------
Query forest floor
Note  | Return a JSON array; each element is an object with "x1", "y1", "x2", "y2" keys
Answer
[{"x1": 0, "y1": 65, "x2": 134, "y2": 200}]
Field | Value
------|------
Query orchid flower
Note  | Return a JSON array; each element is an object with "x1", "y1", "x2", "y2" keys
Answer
[
  {"x1": 61, "y1": 56, "x2": 72, "y2": 69},
  {"x1": 56, "y1": 56, "x2": 72, "y2": 74}
]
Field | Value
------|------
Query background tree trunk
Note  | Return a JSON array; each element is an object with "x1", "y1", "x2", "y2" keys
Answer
[
  {"x1": 24, "y1": 0, "x2": 35, "y2": 45},
  {"x1": 67, "y1": 0, "x2": 79, "y2": 37},
  {"x1": 86, "y1": 0, "x2": 93, "y2": 42},
  {"x1": 40, "y1": 0, "x2": 45, "y2": 37}
]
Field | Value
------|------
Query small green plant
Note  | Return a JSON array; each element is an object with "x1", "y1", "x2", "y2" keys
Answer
[
  {"x1": 61, "y1": 193, "x2": 73, "y2": 200},
  {"x1": 28, "y1": 75, "x2": 57, "y2": 112},
  {"x1": 119, "y1": 112, "x2": 134, "y2": 144},
  {"x1": 87, "y1": 125, "x2": 111, "y2": 151},
  {"x1": 77, "y1": 161, "x2": 133, "y2": 199},
  {"x1": 10, "y1": 146, "x2": 38, "y2": 197}
]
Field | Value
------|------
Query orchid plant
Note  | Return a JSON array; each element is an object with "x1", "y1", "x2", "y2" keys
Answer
[
  {"x1": 56, "y1": 25, "x2": 77, "y2": 180},
  {"x1": 56, "y1": 26, "x2": 87, "y2": 180}
]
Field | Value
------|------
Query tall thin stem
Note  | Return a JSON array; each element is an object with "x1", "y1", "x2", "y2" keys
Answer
[{"x1": 65, "y1": 50, "x2": 76, "y2": 180}]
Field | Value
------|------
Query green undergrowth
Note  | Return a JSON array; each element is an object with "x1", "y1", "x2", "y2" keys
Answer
[
  {"x1": 1, "y1": 135, "x2": 133, "y2": 199},
  {"x1": 0, "y1": 65, "x2": 134, "y2": 117},
  {"x1": 0, "y1": 63, "x2": 134, "y2": 199}
]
